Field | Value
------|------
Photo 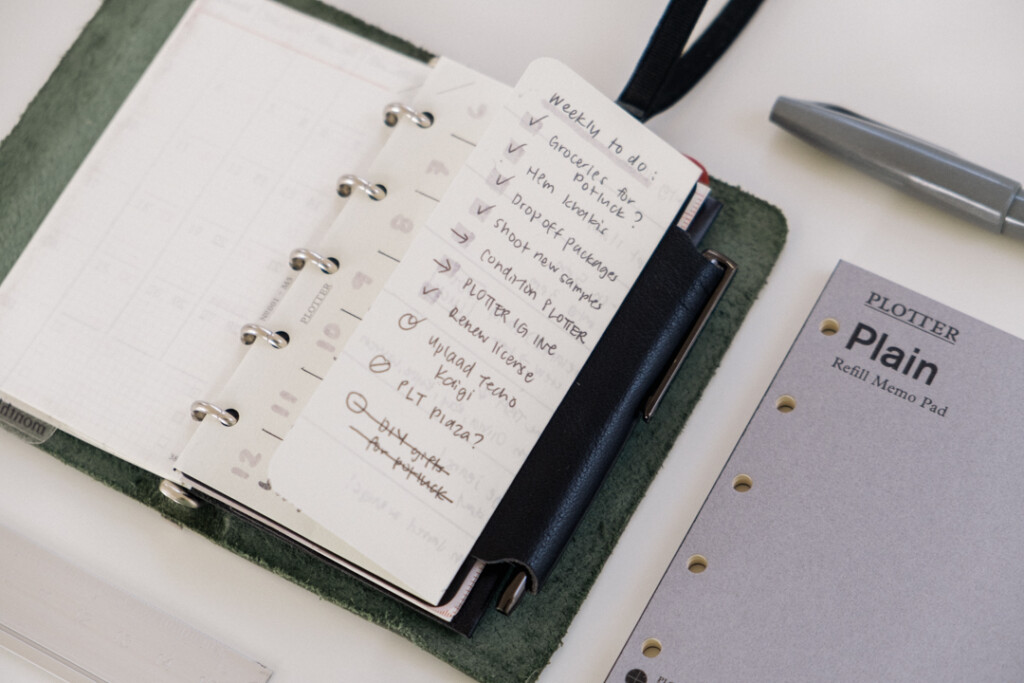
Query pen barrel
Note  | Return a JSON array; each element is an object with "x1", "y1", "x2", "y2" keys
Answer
[
  {"x1": 771, "y1": 98, "x2": 1022, "y2": 233},
  {"x1": 866, "y1": 140, "x2": 1021, "y2": 233}
]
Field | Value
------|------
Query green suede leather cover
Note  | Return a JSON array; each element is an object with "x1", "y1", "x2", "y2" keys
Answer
[{"x1": 0, "y1": 1, "x2": 786, "y2": 680}]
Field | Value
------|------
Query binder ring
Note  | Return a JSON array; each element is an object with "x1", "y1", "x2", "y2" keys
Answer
[
  {"x1": 190, "y1": 401, "x2": 239, "y2": 427},
  {"x1": 336, "y1": 174, "x2": 387, "y2": 200},
  {"x1": 159, "y1": 479, "x2": 200, "y2": 509},
  {"x1": 289, "y1": 248, "x2": 339, "y2": 274},
  {"x1": 383, "y1": 102, "x2": 434, "y2": 128},
  {"x1": 240, "y1": 323, "x2": 289, "y2": 348}
]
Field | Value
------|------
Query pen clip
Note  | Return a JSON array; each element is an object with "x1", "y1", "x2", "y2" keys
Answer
[{"x1": 643, "y1": 249, "x2": 736, "y2": 421}]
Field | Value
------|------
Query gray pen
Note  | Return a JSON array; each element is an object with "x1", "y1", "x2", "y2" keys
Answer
[{"x1": 770, "y1": 96, "x2": 1024, "y2": 241}]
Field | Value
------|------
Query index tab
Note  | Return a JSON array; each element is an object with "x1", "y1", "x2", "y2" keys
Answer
[
  {"x1": 269, "y1": 58, "x2": 703, "y2": 604},
  {"x1": 0, "y1": 395, "x2": 56, "y2": 445}
]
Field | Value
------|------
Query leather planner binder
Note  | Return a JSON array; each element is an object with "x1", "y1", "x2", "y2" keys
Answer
[
  {"x1": 607, "y1": 261, "x2": 1024, "y2": 681},
  {"x1": 0, "y1": 0, "x2": 786, "y2": 679}
]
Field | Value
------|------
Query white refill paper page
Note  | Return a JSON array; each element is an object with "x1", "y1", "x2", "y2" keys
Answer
[
  {"x1": 177, "y1": 57, "x2": 511, "y2": 607},
  {"x1": 0, "y1": 0, "x2": 429, "y2": 479},
  {"x1": 271, "y1": 58, "x2": 702, "y2": 604}
]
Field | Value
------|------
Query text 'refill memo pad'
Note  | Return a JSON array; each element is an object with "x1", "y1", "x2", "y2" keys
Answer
[
  {"x1": 607, "y1": 262, "x2": 1024, "y2": 681},
  {"x1": 271, "y1": 59, "x2": 703, "y2": 604}
]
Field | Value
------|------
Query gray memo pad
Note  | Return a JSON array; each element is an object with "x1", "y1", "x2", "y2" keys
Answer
[{"x1": 608, "y1": 261, "x2": 1024, "y2": 682}]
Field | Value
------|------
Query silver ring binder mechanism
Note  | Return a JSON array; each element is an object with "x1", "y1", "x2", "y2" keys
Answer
[
  {"x1": 159, "y1": 479, "x2": 201, "y2": 508},
  {"x1": 383, "y1": 102, "x2": 433, "y2": 128},
  {"x1": 288, "y1": 248, "x2": 339, "y2": 273},
  {"x1": 336, "y1": 174, "x2": 386, "y2": 200},
  {"x1": 190, "y1": 400, "x2": 238, "y2": 426},
  {"x1": 240, "y1": 323, "x2": 289, "y2": 348}
]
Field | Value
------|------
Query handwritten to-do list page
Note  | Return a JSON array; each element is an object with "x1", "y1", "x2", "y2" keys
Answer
[{"x1": 271, "y1": 59, "x2": 702, "y2": 603}]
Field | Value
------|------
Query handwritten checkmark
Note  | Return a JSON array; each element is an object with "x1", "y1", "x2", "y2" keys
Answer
[
  {"x1": 419, "y1": 285, "x2": 441, "y2": 304},
  {"x1": 495, "y1": 174, "x2": 514, "y2": 186},
  {"x1": 475, "y1": 204, "x2": 495, "y2": 216},
  {"x1": 507, "y1": 142, "x2": 526, "y2": 154},
  {"x1": 528, "y1": 114, "x2": 548, "y2": 127}
]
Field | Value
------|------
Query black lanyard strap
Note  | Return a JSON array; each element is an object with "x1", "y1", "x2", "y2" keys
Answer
[{"x1": 618, "y1": 0, "x2": 766, "y2": 122}]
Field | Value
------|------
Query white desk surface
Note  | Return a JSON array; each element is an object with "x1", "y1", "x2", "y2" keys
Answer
[{"x1": 2, "y1": 1, "x2": 1022, "y2": 681}]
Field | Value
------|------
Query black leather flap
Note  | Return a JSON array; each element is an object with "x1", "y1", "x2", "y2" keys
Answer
[{"x1": 469, "y1": 224, "x2": 726, "y2": 589}]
